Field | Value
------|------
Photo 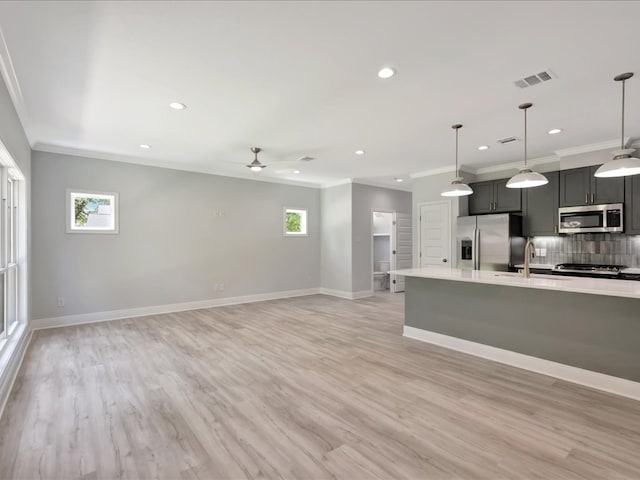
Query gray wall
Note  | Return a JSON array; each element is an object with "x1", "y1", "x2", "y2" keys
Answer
[
  {"x1": 320, "y1": 183, "x2": 352, "y2": 292},
  {"x1": 32, "y1": 151, "x2": 321, "y2": 319},
  {"x1": 0, "y1": 80, "x2": 30, "y2": 176},
  {"x1": 351, "y1": 183, "x2": 411, "y2": 292}
]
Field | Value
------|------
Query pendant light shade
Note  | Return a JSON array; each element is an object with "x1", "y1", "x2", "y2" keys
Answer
[
  {"x1": 441, "y1": 124, "x2": 473, "y2": 197},
  {"x1": 595, "y1": 72, "x2": 640, "y2": 178},
  {"x1": 441, "y1": 177, "x2": 474, "y2": 197},
  {"x1": 506, "y1": 169, "x2": 549, "y2": 188},
  {"x1": 507, "y1": 103, "x2": 548, "y2": 189}
]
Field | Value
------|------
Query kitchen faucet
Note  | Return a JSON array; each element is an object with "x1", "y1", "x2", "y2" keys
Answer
[{"x1": 523, "y1": 239, "x2": 535, "y2": 279}]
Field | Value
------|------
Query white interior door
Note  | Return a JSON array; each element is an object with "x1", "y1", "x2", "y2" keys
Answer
[
  {"x1": 391, "y1": 212, "x2": 412, "y2": 293},
  {"x1": 419, "y1": 201, "x2": 451, "y2": 267}
]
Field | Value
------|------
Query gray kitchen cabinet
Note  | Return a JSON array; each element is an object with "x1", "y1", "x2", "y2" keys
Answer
[
  {"x1": 625, "y1": 174, "x2": 640, "y2": 235},
  {"x1": 593, "y1": 170, "x2": 625, "y2": 204},
  {"x1": 494, "y1": 179, "x2": 522, "y2": 212},
  {"x1": 468, "y1": 181, "x2": 493, "y2": 214},
  {"x1": 523, "y1": 171, "x2": 559, "y2": 236},
  {"x1": 560, "y1": 166, "x2": 624, "y2": 207},
  {"x1": 469, "y1": 179, "x2": 522, "y2": 215}
]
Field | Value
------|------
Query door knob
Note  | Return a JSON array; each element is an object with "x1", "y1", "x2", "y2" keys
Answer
[{"x1": 442, "y1": 258, "x2": 448, "y2": 263}]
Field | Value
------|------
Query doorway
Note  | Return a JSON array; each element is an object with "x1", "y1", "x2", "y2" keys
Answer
[
  {"x1": 372, "y1": 210, "x2": 412, "y2": 294},
  {"x1": 372, "y1": 211, "x2": 393, "y2": 293}
]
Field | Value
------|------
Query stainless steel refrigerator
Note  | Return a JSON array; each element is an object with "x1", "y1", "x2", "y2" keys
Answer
[{"x1": 456, "y1": 214, "x2": 524, "y2": 271}]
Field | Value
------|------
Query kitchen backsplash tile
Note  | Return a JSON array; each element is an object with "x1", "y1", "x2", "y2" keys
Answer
[{"x1": 531, "y1": 234, "x2": 640, "y2": 267}]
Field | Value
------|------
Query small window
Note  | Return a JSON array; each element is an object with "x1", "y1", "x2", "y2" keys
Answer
[
  {"x1": 66, "y1": 189, "x2": 119, "y2": 234},
  {"x1": 284, "y1": 207, "x2": 308, "y2": 236}
]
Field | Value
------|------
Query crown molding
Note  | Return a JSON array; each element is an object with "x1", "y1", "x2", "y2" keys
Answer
[
  {"x1": 554, "y1": 138, "x2": 629, "y2": 157},
  {"x1": 473, "y1": 155, "x2": 559, "y2": 175},
  {"x1": 0, "y1": 28, "x2": 33, "y2": 146},
  {"x1": 410, "y1": 165, "x2": 456, "y2": 179},
  {"x1": 409, "y1": 138, "x2": 635, "y2": 179},
  {"x1": 33, "y1": 143, "x2": 325, "y2": 189},
  {"x1": 352, "y1": 178, "x2": 412, "y2": 192},
  {"x1": 320, "y1": 178, "x2": 352, "y2": 189}
]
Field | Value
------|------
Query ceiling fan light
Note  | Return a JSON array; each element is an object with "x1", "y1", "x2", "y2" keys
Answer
[
  {"x1": 506, "y1": 168, "x2": 549, "y2": 188},
  {"x1": 441, "y1": 178, "x2": 473, "y2": 197},
  {"x1": 248, "y1": 164, "x2": 265, "y2": 172},
  {"x1": 594, "y1": 149, "x2": 640, "y2": 178}
]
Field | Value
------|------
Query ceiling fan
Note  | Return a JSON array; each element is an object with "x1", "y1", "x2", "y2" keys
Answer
[
  {"x1": 244, "y1": 146, "x2": 314, "y2": 172},
  {"x1": 246, "y1": 147, "x2": 267, "y2": 172}
]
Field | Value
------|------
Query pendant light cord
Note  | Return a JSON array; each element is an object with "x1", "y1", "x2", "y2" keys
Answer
[
  {"x1": 621, "y1": 78, "x2": 626, "y2": 150},
  {"x1": 524, "y1": 107, "x2": 528, "y2": 167},
  {"x1": 455, "y1": 127, "x2": 459, "y2": 177}
]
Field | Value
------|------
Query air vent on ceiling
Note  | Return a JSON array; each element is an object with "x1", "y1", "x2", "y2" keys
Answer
[
  {"x1": 497, "y1": 136, "x2": 519, "y2": 144},
  {"x1": 298, "y1": 156, "x2": 315, "y2": 162},
  {"x1": 514, "y1": 69, "x2": 556, "y2": 89}
]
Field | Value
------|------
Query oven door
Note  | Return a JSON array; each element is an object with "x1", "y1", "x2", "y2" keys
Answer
[{"x1": 558, "y1": 203, "x2": 623, "y2": 234}]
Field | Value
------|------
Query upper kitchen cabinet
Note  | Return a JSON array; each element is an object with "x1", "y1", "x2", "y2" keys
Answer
[
  {"x1": 467, "y1": 181, "x2": 493, "y2": 214},
  {"x1": 494, "y1": 179, "x2": 522, "y2": 212},
  {"x1": 625, "y1": 174, "x2": 640, "y2": 235},
  {"x1": 559, "y1": 166, "x2": 624, "y2": 207},
  {"x1": 468, "y1": 179, "x2": 522, "y2": 215},
  {"x1": 523, "y1": 171, "x2": 559, "y2": 236}
]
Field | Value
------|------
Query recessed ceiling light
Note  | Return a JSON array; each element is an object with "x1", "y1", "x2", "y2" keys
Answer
[
  {"x1": 478, "y1": 145, "x2": 490, "y2": 151},
  {"x1": 293, "y1": 170, "x2": 301, "y2": 174},
  {"x1": 169, "y1": 102, "x2": 187, "y2": 110},
  {"x1": 355, "y1": 150, "x2": 365, "y2": 155},
  {"x1": 139, "y1": 144, "x2": 151, "y2": 149},
  {"x1": 548, "y1": 128, "x2": 563, "y2": 135},
  {"x1": 377, "y1": 67, "x2": 396, "y2": 79},
  {"x1": 393, "y1": 177, "x2": 404, "y2": 182}
]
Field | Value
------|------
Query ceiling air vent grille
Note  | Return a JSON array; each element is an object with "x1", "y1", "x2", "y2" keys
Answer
[
  {"x1": 514, "y1": 69, "x2": 556, "y2": 88},
  {"x1": 497, "y1": 136, "x2": 519, "y2": 144}
]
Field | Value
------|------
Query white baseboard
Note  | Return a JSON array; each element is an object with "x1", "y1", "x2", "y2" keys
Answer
[
  {"x1": 403, "y1": 325, "x2": 640, "y2": 402},
  {"x1": 319, "y1": 288, "x2": 374, "y2": 300},
  {"x1": 32, "y1": 288, "x2": 322, "y2": 330},
  {"x1": 0, "y1": 324, "x2": 33, "y2": 420}
]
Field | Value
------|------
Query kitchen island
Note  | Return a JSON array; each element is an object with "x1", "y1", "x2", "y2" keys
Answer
[{"x1": 393, "y1": 267, "x2": 640, "y2": 398}]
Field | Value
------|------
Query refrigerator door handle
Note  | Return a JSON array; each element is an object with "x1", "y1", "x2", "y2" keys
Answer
[{"x1": 473, "y1": 228, "x2": 480, "y2": 270}]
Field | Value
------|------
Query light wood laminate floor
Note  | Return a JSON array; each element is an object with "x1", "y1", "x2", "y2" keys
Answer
[{"x1": 1, "y1": 293, "x2": 640, "y2": 479}]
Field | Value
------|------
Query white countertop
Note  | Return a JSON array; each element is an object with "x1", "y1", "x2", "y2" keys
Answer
[{"x1": 391, "y1": 267, "x2": 640, "y2": 299}]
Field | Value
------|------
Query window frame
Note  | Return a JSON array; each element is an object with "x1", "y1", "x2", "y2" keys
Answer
[
  {"x1": 0, "y1": 166, "x2": 22, "y2": 350},
  {"x1": 283, "y1": 207, "x2": 308, "y2": 237},
  {"x1": 66, "y1": 189, "x2": 119, "y2": 234}
]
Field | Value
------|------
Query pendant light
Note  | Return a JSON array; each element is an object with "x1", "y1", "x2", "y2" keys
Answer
[
  {"x1": 506, "y1": 103, "x2": 548, "y2": 188},
  {"x1": 594, "y1": 72, "x2": 640, "y2": 178},
  {"x1": 441, "y1": 124, "x2": 473, "y2": 197}
]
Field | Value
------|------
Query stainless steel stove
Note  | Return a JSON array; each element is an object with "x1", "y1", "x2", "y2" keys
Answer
[{"x1": 551, "y1": 263, "x2": 626, "y2": 279}]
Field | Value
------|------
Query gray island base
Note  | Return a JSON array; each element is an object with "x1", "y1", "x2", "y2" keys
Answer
[{"x1": 405, "y1": 276, "x2": 640, "y2": 383}]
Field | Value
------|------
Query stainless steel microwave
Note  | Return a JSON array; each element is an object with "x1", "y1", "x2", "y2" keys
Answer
[{"x1": 558, "y1": 203, "x2": 623, "y2": 234}]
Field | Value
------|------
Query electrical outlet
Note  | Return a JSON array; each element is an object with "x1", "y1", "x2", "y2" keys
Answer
[
  {"x1": 540, "y1": 248, "x2": 547, "y2": 256},
  {"x1": 57, "y1": 297, "x2": 65, "y2": 307},
  {"x1": 219, "y1": 283, "x2": 224, "y2": 292}
]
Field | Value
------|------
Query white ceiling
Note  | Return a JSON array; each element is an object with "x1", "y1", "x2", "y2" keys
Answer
[{"x1": 1, "y1": 1, "x2": 639, "y2": 189}]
